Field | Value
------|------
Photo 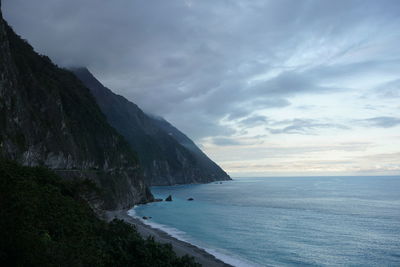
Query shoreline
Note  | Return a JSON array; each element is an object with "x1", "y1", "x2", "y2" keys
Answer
[{"x1": 105, "y1": 209, "x2": 234, "y2": 267}]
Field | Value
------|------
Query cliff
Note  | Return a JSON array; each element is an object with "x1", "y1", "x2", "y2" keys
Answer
[
  {"x1": 0, "y1": 7, "x2": 152, "y2": 209},
  {"x1": 72, "y1": 68, "x2": 231, "y2": 185}
]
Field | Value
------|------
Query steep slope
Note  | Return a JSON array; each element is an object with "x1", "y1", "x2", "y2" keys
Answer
[
  {"x1": 72, "y1": 68, "x2": 231, "y2": 185},
  {"x1": 0, "y1": 7, "x2": 152, "y2": 209},
  {"x1": 0, "y1": 159, "x2": 199, "y2": 266},
  {"x1": 150, "y1": 115, "x2": 232, "y2": 181}
]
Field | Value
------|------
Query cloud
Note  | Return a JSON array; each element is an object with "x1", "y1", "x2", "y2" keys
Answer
[
  {"x1": 238, "y1": 115, "x2": 269, "y2": 127},
  {"x1": 266, "y1": 119, "x2": 349, "y2": 135},
  {"x1": 206, "y1": 142, "x2": 372, "y2": 163},
  {"x1": 373, "y1": 79, "x2": 400, "y2": 98},
  {"x1": 3, "y1": 0, "x2": 400, "y2": 175},
  {"x1": 251, "y1": 71, "x2": 341, "y2": 96},
  {"x1": 362, "y1": 152, "x2": 400, "y2": 160},
  {"x1": 4, "y1": 0, "x2": 400, "y2": 142},
  {"x1": 361, "y1": 116, "x2": 400, "y2": 128},
  {"x1": 211, "y1": 137, "x2": 242, "y2": 146}
]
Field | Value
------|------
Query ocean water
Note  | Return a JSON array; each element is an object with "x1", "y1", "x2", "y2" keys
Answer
[{"x1": 130, "y1": 177, "x2": 400, "y2": 266}]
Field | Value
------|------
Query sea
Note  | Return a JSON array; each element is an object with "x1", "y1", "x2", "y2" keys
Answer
[{"x1": 129, "y1": 176, "x2": 400, "y2": 266}]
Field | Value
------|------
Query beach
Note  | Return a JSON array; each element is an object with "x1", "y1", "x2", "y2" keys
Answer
[{"x1": 105, "y1": 209, "x2": 233, "y2": 267}]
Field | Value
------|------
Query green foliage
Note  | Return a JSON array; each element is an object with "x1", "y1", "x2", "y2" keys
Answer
[
  {"x1": 4, "y1": 21, "x2": 139, "y2": 168},
  {"x1": 0, "y1": 159, "x2": 200, "y2": 267}
]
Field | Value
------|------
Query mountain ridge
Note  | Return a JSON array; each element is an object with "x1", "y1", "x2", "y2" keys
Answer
[
  {"x1": 0, "y1": 9, "x2": 152, "y2": 210},
  {"x1": 72, "y1": 67, "x2": 231, "y2": 186}
]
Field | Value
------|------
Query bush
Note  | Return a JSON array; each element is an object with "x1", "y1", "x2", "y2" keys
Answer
[{"x1": 0, "y1": 159, "x2": 200, "y2": 266}]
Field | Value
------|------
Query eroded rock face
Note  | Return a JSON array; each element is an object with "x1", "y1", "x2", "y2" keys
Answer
[
  {"x1": 0, "y1": 7, "x2": 153, "y2": 210},
  {"x1": 72, "y1": 68, "x2": 231, "y2": 186}
]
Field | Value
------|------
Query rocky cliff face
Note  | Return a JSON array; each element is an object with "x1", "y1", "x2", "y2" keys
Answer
[
  {"x1": 0, "y1": 8, "x2": 152, "y2": 209},
  {"x1": 150, "y1": 115, "x2": 232, "y2": 182},
  {"x1": 73, "y1": 68, "x2": 231, "y2": 186}
]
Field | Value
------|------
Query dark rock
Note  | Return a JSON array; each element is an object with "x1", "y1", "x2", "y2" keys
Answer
[
  {"x1": 142, "y1": 216, "x2": 148, "y2": 220},
  {"x1": 153, "y1": 198, "x2": 163, "y2": 202},
  {"x1": 187, "y1": 198, "x2": 194, "y2": 201},
  {"x1": 165, "y1": 195, "x2": 173, "y2": 202}
]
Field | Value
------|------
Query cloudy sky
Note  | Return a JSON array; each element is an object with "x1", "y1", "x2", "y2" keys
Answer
[{"x1": 3, "y1": 0, "x2": 400, "y2": 176}]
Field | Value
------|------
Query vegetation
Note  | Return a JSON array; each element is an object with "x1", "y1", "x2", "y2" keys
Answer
[
  {"x1": 4, "y1": 20, "x2": 139, "y2": 169},
  {"x1": 1, "y1": 17, "x2": 150, "y2": 209},
  {"x1": 0, "y1": 159, "x2": 200, "y2": 267}
]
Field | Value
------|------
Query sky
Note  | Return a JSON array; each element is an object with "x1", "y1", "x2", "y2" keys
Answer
[{"x1": 3, "y1": 0, "x2": 400, "y2": 177}]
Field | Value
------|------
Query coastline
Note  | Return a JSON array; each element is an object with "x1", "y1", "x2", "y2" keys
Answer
[{"x1": 105, "y1": 209, "x2": 233, "y2": 267}]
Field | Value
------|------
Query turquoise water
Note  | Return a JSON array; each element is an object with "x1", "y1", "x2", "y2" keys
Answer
[{"x1": 131, "y1": 177, "x2": 400, "y2": 266}]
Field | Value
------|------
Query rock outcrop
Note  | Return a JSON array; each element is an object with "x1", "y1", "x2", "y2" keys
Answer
[
  {"x1": 0, "y1": 7, "x2": 152, "y2": 210},
  {"x1": 72, "y1": 68, "x2": 231, "y2": 186}
]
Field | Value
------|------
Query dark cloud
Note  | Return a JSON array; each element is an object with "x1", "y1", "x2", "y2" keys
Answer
[
  {"x1": 3, "y1": 0, "x2": 400, "y2": 141},
  {"x1": 266, "y1": 119, "x2": 349, "y2": 135},
  {"x1": 238, "y1": 115, "x2": 269, "y2": 127},
  {"x1": 306, "y1": 59, "x2": 400, "y2": 85},
  {"x1": 169, "y1": 111, "x2": 237, "y2": 141},
  {"x1": 251, "y1": 71, "x2": 341, "y2": 96},
  {"x1": 361, "y1": 117, "x2": 400, "y2": 128}
]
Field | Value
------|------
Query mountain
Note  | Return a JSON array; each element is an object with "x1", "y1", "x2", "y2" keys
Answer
[
  {"x1": 0, "y1": 7, "x2": 152, "y2": 209},
  {"x1": 149, "y1": 115, "x2": 233, "y2": 181},
  {"x1": 72, "y1": 68, "x2": 231, "y2": 185}
]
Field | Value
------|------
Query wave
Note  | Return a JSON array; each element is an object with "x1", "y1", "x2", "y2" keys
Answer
[
  {"x1": 128, "y1": 208, "x2": 191, "y2": 242},
  {"x1": 127, "y1": 207, "x2": 259, "y2": 267}
]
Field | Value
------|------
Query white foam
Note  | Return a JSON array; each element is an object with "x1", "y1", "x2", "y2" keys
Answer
[
  {"x1": 128, "y1": 208, "x2": 194, "y2": 243},
  {"x1": 202, "y1": 247, "x2": 261, "y2": 267},
  {"x1": 127, "y1": 207, "x2": 260, "y2": 267}
]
